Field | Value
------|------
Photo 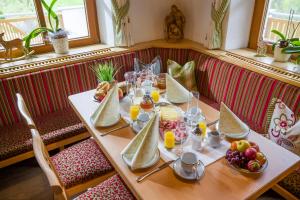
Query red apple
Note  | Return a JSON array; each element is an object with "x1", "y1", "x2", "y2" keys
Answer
[
  {"x1": 237, "y1": 140, "x2": 251, "y2": 152},
  {"x1": 245, "y1": 147, "x2": 257, "y2": 160},
  {"x1": 247, "y1": 160, "x2": 261, "y2": 172},
  {"x1": 250, "y1": 141, "x2": 260, "y2": 152},
  {"x1": 256, "y1": 152, "x2": 266, "y2": 165}
]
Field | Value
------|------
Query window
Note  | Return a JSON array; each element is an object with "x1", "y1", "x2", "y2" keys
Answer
[
  {"x1": 249, "y1": 0, "x2": 300, "y2": 49},
  {"x1": 0, "y1": 0, "x2": 99, "y2": 53},
  {"x1": 262, "y1": 0, "x2": 300, "y2": 42}
]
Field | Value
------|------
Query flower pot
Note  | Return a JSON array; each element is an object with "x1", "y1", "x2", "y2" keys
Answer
[
  {"x1": 274, "y1": 46, "x2": 291, "y2": 62},
  {"x1": 51, "y1": 36, "x2": 69, "y2": 54}
]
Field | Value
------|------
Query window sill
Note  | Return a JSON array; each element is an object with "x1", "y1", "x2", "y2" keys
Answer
[{"x1": 0, "y1": 39, "x2": 299, "y2": 87}]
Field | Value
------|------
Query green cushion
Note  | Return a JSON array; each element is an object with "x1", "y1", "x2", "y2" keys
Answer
[{"x1": 167, "y1": 60, "x2": 197, "y2": 91}]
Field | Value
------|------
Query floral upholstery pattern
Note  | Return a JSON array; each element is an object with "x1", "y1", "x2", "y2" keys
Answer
[
  {"x1": 51, "y1": 139, "x2": 113, "y2": 188},
  {"x1": 266, "y1": 98, "x2": 300, "y2": 198},
  {"x1": 0, "y1": 108, "x2": 86, "y2": 161},
  {"x1": 75, "y1": 175, "x2": 135, "y2": 200}
]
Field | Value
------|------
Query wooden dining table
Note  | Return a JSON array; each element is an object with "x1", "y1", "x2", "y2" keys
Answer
[{"x1": 69, "y1": 89, "x2": 300, "y2": 200}]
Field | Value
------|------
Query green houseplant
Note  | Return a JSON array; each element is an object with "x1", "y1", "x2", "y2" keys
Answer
[
  {"x1": 89, "y1": 62, "x2": 121, "y2": 82},
  {"x1": 271, "y1": 10, "x2": 300, "y2": 63},
  {"x1": 23, "y1": 0, "x2": 69, "y2": 54}
]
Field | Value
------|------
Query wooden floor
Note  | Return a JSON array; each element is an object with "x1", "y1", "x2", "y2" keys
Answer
[{"x1": 0, "y1": 157, "x2": 285, "y2": 200}]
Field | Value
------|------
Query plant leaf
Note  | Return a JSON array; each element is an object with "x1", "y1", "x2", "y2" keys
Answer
[
  {"x1": 291, "y1": 41, "x2": 300, "y2": 46},
  {"x1": 41, "y1": 0, "x2": 59, "y2": 31},
  {"x1": 289, "y1": 38, "x2": 299, "y2": 42},
  {"x1": 23, "y1": 27, "x2": 52, "y2": 49},
  {"x1": 271, "y1": 29, "x2": 286, "y2": 40},
  {"x1": 282, "y1": 46, "x2": 300, "y2": 54}
]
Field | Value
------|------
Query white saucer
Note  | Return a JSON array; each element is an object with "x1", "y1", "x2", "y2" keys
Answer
[
  {"x1": 173, "y1": 159, "x2": 205, "y2": 181},
  {"x1": 122, "y1": 150, "x2": 160, "y2": 170}
]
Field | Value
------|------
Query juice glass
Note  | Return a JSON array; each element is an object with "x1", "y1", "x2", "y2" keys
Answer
[
  {"x1": 130, "y1": 105, "x2": 140, "y2": 121},
  {"x1": 151, "y1": 90, "x2": 160, "y2": 103}
]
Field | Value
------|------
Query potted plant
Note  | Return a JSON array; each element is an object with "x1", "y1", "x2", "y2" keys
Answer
[
  {"x1": 90, "y1": 62, "x2": 124, "y2": 101},
  {"x1": 90, "y1": 61, "x2": 121, "y2": 83},
  {"x1": 271, "y1": 10, "x2": 300, "y2": 63},
  {"x1": 23, "y1": 0, "x2": 69, "y2": 54}
]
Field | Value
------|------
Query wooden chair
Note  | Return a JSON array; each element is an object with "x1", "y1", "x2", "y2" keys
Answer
[
  {"x1": 16, "y1": 93, "x2": 36, "y2": 129},
  {"x1": 31, "y1": 128, "x2": 68, "y2": 200},
  {"x1": 16, "y1": 93, "x2": 116, "y2": 197},
  {"x1": 31, "y1": 128, "x2": 135, "y2": 200}
]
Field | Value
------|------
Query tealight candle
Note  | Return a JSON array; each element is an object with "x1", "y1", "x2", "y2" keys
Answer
[
  {"x1": 198, "y1": 122, "x2": 207, "y2": 137},
  {"x1": 164, "y1": 131, "x2": 175, "y2": 149},
  {"x1": 151, "y1": 90, "x2": 160, "y2": 103},
  {"x1": 130, "y1": 105, "x2": 140, "y2": 121}
]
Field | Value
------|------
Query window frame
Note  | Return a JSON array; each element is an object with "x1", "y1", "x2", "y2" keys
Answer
[
  {"x1": 249, "y1": 0, "x2": 269, "y2": 50},
  {"x1": 0, "y1": 0, "x2": 100, "y2": 55},
  {"x1": 249, "y1": 0, "x2": 300, "y2": 51}
]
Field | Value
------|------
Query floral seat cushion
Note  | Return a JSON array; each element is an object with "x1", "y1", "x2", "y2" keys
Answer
[
  {"x1": 0, "y1": 108, "x2": 86, "y2": 161},
  {"x1": 51, "y1": 138, "x2": 113, "y2": 188},
  {"x1": 75, "y1": 175, "x2": 135, "y2": 200}
]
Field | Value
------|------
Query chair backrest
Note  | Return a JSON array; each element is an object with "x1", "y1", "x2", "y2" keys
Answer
[
  {"x1": 31, "y1": 129, "x2": 67, "y2": 200},
  {"x1": 16, "y1": 93, "x2": 36, "y2": 129}
]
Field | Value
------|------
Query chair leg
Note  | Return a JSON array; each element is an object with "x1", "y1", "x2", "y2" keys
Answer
[{"x1": 272, "y1": 183, "x2": 298, "y2": 200}]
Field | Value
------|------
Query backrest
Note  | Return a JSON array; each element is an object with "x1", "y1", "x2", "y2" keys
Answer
[
  {"x1": 31, "y1": 129, "x2": 67, "y2": 200},
  {"x1": 16, "y1": 93, "x2": 36, "y2": 129},
  {"x1": 188, "y1": 50, "x2": 300, "y2": 134}
]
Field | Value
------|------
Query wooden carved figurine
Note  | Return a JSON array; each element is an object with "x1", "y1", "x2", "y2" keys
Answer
[
  {"x1": 165, "y1": 5, "x2": 185, "y2": 42},
  {"x1": 0, "y1": 32, "x2": 29, "y2": 60}
]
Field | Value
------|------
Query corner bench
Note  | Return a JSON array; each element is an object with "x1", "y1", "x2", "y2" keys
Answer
[{"x1": 0, "y1": 45, "x2": 299, "y2": 198}]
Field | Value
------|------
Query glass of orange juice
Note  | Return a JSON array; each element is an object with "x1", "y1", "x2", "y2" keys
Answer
[
  {"x1": 151, "y1": 89, "x2": 160, "y2": 103},
  {"x1": 130, "y1": 105, "x2": 140, "y2": 122}
]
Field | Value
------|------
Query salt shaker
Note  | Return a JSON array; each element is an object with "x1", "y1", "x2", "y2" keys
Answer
[{"x1": 191, "y1": 126, "x2": 203, "y2": 151}]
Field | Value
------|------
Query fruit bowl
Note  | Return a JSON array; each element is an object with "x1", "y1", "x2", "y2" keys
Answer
[
  {"x1": 226, "y1": 152, "x2": 268, "y2": 174},
  {"x1": 225, "y1": 140, "x2": 268, "y2": 174}
]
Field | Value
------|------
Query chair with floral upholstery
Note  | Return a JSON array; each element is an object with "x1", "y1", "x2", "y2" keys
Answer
[
  {"x1": 31, "y1": 128, "x2": 135, "y2": 200},
  {"x1": 16, "y1": 94, "x2": 116, "y2": 197}
]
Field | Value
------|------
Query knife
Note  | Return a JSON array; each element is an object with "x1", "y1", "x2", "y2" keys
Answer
[{"x1": 136, "y1": 160, "x2": 175, "y2": 183}]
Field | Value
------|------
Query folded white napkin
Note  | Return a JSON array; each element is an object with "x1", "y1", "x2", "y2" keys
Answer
[
  {"x1": 121, "y1": 113, "x2": 159, "y2": 170},
  {"x1": 90, "y1": 85, "x2": 120, "y2": 127},
  {"x1": 219, "y1": 102, "x2": 249, "y2": 135},
  {"x1": 166, "y1": 74, "x2": 192, "y2": 103}
]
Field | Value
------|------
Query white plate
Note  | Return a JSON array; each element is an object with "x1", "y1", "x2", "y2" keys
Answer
[
  {"x1": 173, "y1": 158, "x2": 205, "y2": 181},
  {"x1": 216, "y1": 122, "x2": 249, "y2": 139},
  {"x1": 165, "y1": 92, "x2": 193, "y2": 104},
  {"x1": 122, "y1": 150, "x2": 160, "y2": 171}
]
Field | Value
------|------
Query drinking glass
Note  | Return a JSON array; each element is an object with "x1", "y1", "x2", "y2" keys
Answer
[
  {"x1": 186, "y1": 91, "x2": 201, "y2": 127},
  {"x1": 124, "y1": 71, "x2": 137, "y2": 102},
  {"x1": 156, "y1": 73, "x2": 166, "y2": 90}
]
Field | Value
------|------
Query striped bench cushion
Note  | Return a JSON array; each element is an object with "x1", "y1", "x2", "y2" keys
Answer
[{"x1": 188, "y1": 50, "x2": 300, "y2": 134}]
